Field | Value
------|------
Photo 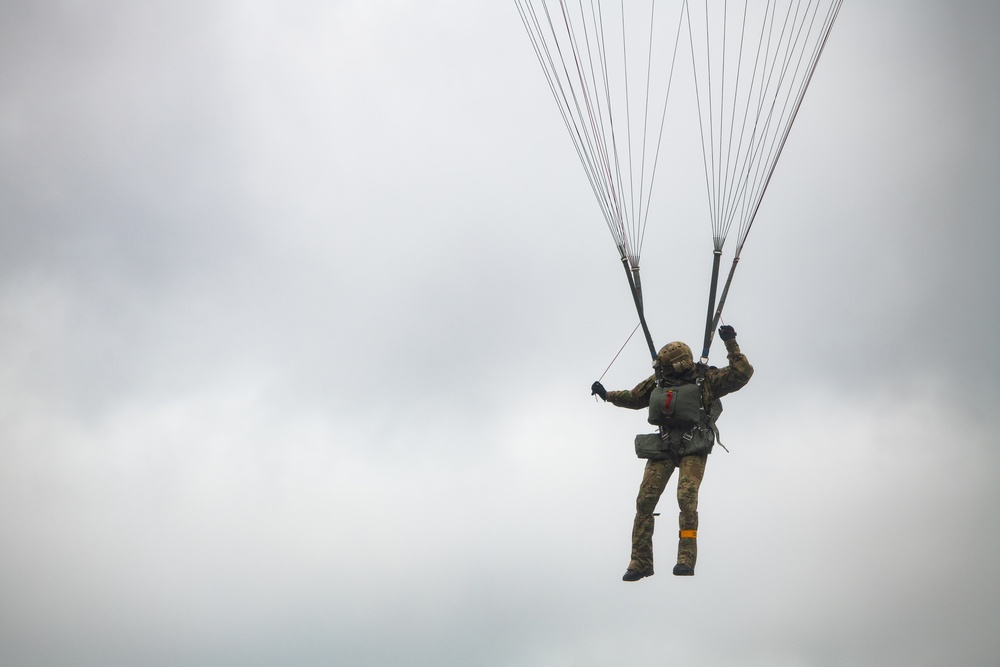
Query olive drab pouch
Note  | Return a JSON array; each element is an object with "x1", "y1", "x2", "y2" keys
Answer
[
  {"x1": 634, "y1": 432, "x2": 671, "y2": 460},
  {"x1": 647, "y1": 383, "x2": 702, "y2": 427},
  {"x1": 635, "y1": 424, "x2": 719, "y2": 460}
]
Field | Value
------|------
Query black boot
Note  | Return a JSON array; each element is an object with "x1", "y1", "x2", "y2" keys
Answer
[
  {"x1": 672, "y1": 563, "x2": 694, "y2": 576},
  {"x1": 622, "y1": 568, "x2": 653, "y2": 582}
]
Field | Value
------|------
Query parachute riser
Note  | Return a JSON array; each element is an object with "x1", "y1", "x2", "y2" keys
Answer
[
  {"x1": 700, "y1": 249, "x2": 723, "y2": 363},
  {"x1": 709, "y1": 254, "x2": 741, "y2": 340},
  {"x1": 618, "y1": 247, "x2": 657, "y2": 361}
]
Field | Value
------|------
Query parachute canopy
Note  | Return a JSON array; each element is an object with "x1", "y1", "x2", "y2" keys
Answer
[{"x1": 515, "y1": 0, "x2": 843, "y2": 360}]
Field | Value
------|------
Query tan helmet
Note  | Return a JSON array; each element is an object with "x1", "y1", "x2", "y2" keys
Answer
[{"x1": 655, "y1": 341, "x2": 694, "y2": 374}]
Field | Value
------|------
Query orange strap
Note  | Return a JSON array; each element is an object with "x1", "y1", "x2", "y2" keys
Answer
[{"x1": 679, "y1": 530, "x2": 697, "y2": 539}]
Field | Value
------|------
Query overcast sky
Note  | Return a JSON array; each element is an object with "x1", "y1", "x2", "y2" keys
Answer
[{"x1": 1, "y1": 2, "x2": 998, "y2": 666}]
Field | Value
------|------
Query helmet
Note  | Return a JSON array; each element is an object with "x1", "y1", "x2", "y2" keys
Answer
[{"x1": 655, "y1": 341, "x2": 694, "y2": 374}]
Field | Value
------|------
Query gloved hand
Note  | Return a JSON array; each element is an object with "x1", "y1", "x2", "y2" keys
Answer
[
  {"x1": 591, "y1": 381, "x2": 607, "y2": 401},
  {"x1": 719, "y1": 324, "x2": 737, "y2": 341}
]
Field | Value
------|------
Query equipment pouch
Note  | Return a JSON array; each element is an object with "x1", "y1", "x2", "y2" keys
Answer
[
  {"x1": 634, "y1": 432, "x2": 672, "y2": 460},
  {"x1": 647, "y1": 383, "x2": 702, "y2": 427}
]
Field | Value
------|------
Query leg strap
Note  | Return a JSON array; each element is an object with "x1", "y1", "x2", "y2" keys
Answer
[{"x1": 679, "y1": 530, "x2": 697, "y2": 539}]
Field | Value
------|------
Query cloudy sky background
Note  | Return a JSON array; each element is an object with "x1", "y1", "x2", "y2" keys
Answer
[{"x1": 1, "y1": 1, "x2": 998, "y2": 665}]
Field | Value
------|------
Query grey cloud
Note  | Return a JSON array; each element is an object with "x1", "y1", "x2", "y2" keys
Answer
[{"x1": 1, "y1": 1, "x2": 998, "y2": 666}]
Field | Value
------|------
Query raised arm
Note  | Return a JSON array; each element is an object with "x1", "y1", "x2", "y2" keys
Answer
[{"x1": 705, "y1": 325, "x2": 754, "y2": 402}]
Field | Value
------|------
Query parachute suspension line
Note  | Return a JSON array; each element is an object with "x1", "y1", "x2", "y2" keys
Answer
[
  {"x1": 734, "y1": 0, "x2": 844, "y2": 253},
  {"x1": 688, "y1": 0, "x2": 840, "y2": 249},
  {"x1": 520, "y1": 0, "x2": 685, "y2": 270},
  {"x1": 617, "y1": 0, "x2": 638, "y2": 258},
  {"x1": 590, "y1": 0, "x2": 644, "y2": 270},
  {"x1": 516, "y1": 0, "x2": 689, "y2": 362},
  {"x1": 715, "y1": 0, "x2": 730, "y2": 249},
  {"x1": 567, "y1": 1, "x2": 631, "y2": 264},
  {"x1": 718, "y1": 1, "x2": 754, "y2": 246},
  {"x1": 634, "y1": 0, "x2": 654, "y2": 249},
  {"x1": 637, "y1": 1, "x2": 686, "y2": 255},
  {"x1": 598, "y1": 320, "x2": 643, "y2": 383},
  {"x1": 737, "y1": 1, "x2": 785, "y2": 240},
  {"x1": 514, "y1": 0, "x2": 625, "y2": 258},
  {"x1": 579, "y1": 0, "x2": 630, "y2": 261},
  {"x1": 687, "y1": 0, "x2": 843, "y2": 360},
  {"x1": 722, "y1": 0, "x2": 844, "y2": 255},
  {"x1": 620, "y1": 246, "x2": 657, "y2": 361},
  {"x1": 514, "y1": 0, "x2": 615, "y2": 237},
  {"x1": 562, "y1": 0, "x2": 645, "y2": 336},
  {"x1": 608, "y1": 3, "x2": 657, "y2": 361},
  {"x1": 515, "y1": 1, "x2": 846, "y2": 361},
  {"x1": 686, "y1": 0, "x2": 728, "y2": 360},
  {"x1": 702, "y1": 0, "x2": 721, "y2": 249},
  {"x1": 730, "y1": 0, "x2": 814, "y2": 249},
  {"x1": 705, "y1": 1, "x2": 845, "y2": 351},
  {"x1": 560, "y1": 1, "x2": 630, "y2": 259},
  {"x1": 723, "y1": 1, "x2": 781, "y2": 240},
  {"x1": 582, "y1": 0, "x2": 644, "y2": 268},
  {"x1": 684, "y1": 0, "x2": 720, "y2": 252},
  {"x1": 723, "y1": 0, "x2": 793, "y2": 250}
]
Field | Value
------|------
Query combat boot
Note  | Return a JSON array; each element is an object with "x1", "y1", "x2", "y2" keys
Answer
[{"x1": 622, "y1": 568, "x2": 654, "y2": 582}]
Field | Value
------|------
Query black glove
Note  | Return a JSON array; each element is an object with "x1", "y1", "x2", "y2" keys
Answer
[
  {"x1": 719, "y1": 324, "x2": 737, "y2": 341},
  {"x1": 591, "y1": 381, "x2": 607, "y2": 401}
]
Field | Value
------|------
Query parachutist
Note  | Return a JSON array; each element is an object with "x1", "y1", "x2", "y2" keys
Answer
[
  {"x1": 598, "y1": 327, "x2": 753, "y2": 581},
  {"x1": 518, "y1": 0, "x2": 838, "y2": 583}
]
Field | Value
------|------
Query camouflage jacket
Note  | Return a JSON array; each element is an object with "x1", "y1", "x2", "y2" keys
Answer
[{"x1": 605, "y1": 338, "x2": 754, "y2": 414}]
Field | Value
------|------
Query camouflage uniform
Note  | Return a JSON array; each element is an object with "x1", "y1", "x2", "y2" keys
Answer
[{"x1": 606, "y1": 337, "x2": 753, "y2": 576}]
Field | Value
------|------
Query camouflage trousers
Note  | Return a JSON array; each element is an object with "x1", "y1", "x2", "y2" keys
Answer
[{"x1": 628, "y1": 453, "x2": 707, "y2": 573}]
